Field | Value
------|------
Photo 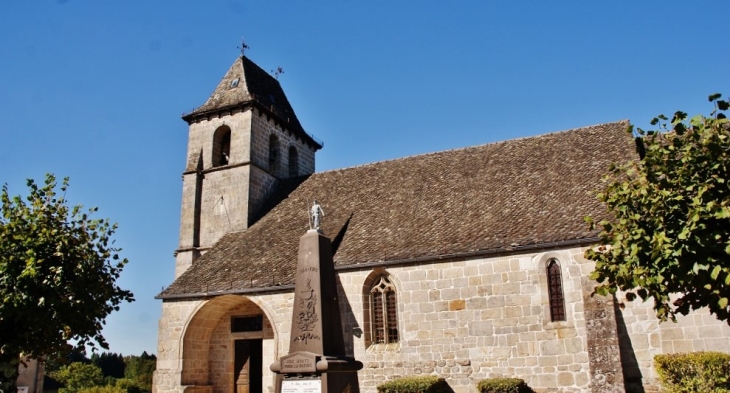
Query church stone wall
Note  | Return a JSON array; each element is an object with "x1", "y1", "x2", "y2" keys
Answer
[
  {"x1": 176, "y1": 111, "x2": 255, "y2": 278},
  {"x1": 158, "y1": 247, "x2": 599, "y2": 393},
  {"x1": 157, "y1": 245, "x2": 730, "y2": 393},
  {"x1": 335, "y1": 247, "x2": 597, "y2": 393},
  {"x1": 156, "y1": 299, "x2": 204, "y2": 393},
  {"x1": 614, "y1": 292, "x2": 730, "y2": 392},
  {"x1": 197, "y1": 165, "x2": 251, "y2": 247},
  {"x1": 249, "y1": 109, "x2": 316, "y2": 178},
  {"x1": 155, "y1": 294, "x2": 296, "y2": 393},
  {"x1": 246, "y1": 110, "x2": 317, "y2": 223},
  {"x1": 185, "y1": 111, "x2": 253, "y2": 171},
  {"x1": 208, "y1": 302, "x2": 276, "y2": 393},
  {"x1": 248, "y1": 166, "x2": 278, "y2": 223}
]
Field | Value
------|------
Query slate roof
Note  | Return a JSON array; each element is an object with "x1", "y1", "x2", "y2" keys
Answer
[
  {"x1": 159, "y1": 121, "x2": 637, "y2": 299},
  {"x1": 182, "y1": 56, "x2": 321, "y2": 149}
]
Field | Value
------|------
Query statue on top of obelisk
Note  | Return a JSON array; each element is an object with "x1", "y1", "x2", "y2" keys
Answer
[{"x1": 310, "y1": 200, "x2": 325, "y2": 231}]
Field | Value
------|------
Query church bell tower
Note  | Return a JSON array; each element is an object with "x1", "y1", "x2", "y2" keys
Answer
[{"x1": 175, "y1": 56, "x2": 322, "y2": 278}]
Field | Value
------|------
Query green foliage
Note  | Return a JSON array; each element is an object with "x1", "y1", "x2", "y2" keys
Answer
[
  {"x1": 51, "y1": 362, "x2": 105, "y2": 393},
  {"x1": 377, "y1": 375, "x2": 451, "y2": 393},
  {"x1": 49, "y1": 357, "x2": 149, "y2": 393},
  {"x1": 476, "y1": 378, "x2": 534, "y2": 393},
  {"x1": 91, "y1": 352, "x2": 126, "y2": 379},
  {"x1": 0, "y1": 174, "x2": 134, "y2": 390},
  {"x1": 44, "y1": 346, "x2": 91, "y2": 373},
  {"x1": 123, "y1": 352, "x2": 156, "y2": 392},
  {"x1": 654, "y1": 352, "x2": 730, "y2": 392},
  {"x1": 586, "y1": 94, "x2": 730, "y2": 323},
  {"x1": 114, "y1": 378, "x2": 142, "y2": 393},
  {"x1": 77, "y1": 385, "x2": 127, "y2": 393}
]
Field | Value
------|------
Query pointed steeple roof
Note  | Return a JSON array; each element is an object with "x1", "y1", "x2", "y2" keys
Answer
[{"x1": 183, "y1": 56, "x2": 321, "y2": 149}]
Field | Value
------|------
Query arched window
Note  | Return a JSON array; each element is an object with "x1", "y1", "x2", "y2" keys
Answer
[
  {"x1": 268, "y1": 135, "x2": 279, "y2": 172},
  {"x1": 546, "y1": 259, "x2": 566, "y2": 321},
  {"x1": 212, "y1": 126, "x2": 231, "y2": 167},
  {"x1": 369, "y1": 276, "x2": 399, "y2": 344},
  {"x1": 288, "y1": 146, "x2": 299, "y2": 177}
]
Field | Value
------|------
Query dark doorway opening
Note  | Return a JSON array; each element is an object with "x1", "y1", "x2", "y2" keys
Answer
[{"x1": 234, "y1": 339, "x2": 263, "y2": 393}]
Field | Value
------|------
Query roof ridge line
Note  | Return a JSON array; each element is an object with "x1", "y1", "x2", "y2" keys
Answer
[{"x1": 313, "y1": 119, "x2": 630, "y2": 176}]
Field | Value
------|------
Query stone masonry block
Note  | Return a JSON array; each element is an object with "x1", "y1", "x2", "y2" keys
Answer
[{"x1": 446, "y1": 299, "x2": 464, "y2": 311}]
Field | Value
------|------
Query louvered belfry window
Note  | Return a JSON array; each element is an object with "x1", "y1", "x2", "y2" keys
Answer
[
  {"x1": 269, "y1": 135, "x2": 280, "y2": 172},
  {"x1": 370, "y1": 276, "x2": 399, "y2": 344},
  {"x1": 547, "y1": 259, "x2": 566, "y2": 321},
  {"x1": 288, "y1": 146, "x2": 299, "y2": 177}
]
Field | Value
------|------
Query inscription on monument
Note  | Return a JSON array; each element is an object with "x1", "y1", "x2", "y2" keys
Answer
[
  {"x1": 283, "y1": 357, "x2": 314, "y2": 369},
  {"x1": 282, "y1": 380, "x2": 321, "y2": 393},
  {"x1": 293, "y1": 332, "x2": 321, "y2": 344},
  {"x1": 299, "y1": 267, "x2": 319, "y2": 274},
  {"x1": 280, "y1": 352, "x2": 317, "y2": 373}
]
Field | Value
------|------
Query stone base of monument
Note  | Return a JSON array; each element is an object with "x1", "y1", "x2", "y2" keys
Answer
[
  {"x1": 271, "y1": 351, "x2": 362, "y2": 393},
  {"x1": 270, "y1": 228, "x2": 363, "y2": 393}
]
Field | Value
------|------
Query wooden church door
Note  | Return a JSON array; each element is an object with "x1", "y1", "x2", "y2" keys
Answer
[{"x1": 234, "y1": 339, "x2": 262, "y2": 393}]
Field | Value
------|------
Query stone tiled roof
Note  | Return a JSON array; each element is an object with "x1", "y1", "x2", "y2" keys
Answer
[
  {"x1": 159, "y1": 121, "x2": 636, "y2": 298},
  {"x1": 182, "y1": 56, "x2": 320, "y2": 148}
]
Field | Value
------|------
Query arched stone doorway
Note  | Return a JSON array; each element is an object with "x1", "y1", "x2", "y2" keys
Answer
[{"x1": 181, "y1": 295, "x2": 277, "y2": 393}]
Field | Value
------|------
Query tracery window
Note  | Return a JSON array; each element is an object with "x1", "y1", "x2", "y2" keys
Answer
[
  {"x1": 546, "y1": 259, "x2": 566, "y2": 321},
  {"x1": 288, "y1": 146, "x2": 299, "y2": 177},
  {"x1": 370, "y1": 276, "x2": 399, "y2": 344},
  {"x1": 268, "y1": 134, "x2": 280, "y2": 172},
  {"x1": 212, "y1": 126, "x2": 231, "y2": 167}
]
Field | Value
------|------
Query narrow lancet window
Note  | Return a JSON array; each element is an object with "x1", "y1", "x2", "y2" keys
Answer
[{"x1": 547, "y1": 259, "x2": 566, "y2": 321}]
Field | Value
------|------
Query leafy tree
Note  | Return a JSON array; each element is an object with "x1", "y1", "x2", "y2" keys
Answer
[
  {"x1": 44, "y1": 347, "x2": 92, "y2": 373},
  {"x1": 67, "y1": 348, "x2": 93, "y2": 365},
  {"x1": 78, "y1": 386, "x2": 127, "y2": 393},
  {"x1": 586, "y1": 94, "x2": 730, "y2": 324},
  {"x1": 123, "y1": 352, "x2": 156, "y2": 393},
  {"x1": 91, "y1": 352, "x2": 125, "y2": 379},
  {"x1": 0, "y1": 175, "x2": 134, "y2": 391},
  {"x1": 50, "y1": 362, "x2": 104, "y2": 393},
  {"x1": 114, "y1": 378, "x2": 142, "y2": 393}
]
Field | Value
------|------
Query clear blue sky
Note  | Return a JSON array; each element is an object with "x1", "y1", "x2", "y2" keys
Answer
[{"x1": 1, "y1": 1, "x2": 727, "y2": 356}]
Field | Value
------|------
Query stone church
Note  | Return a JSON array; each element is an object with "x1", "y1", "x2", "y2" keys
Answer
[{"x1": 154, "y1": 55, "x2": 730, "y2": 393}]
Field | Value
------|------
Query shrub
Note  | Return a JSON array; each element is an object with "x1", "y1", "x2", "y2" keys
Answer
[
  {"x1": 655, "y1": 352, "x2": 730, "y2": 393},
  {"x1": 51, "y1": 362, "x2": 105, "y2": 393},
  {"x1": 477, "y1": 378, "x2": 533, "y2": 393},
  {"x1": 115, "y1": 378, "x2": 142, "y2": 393},
  {"x1": 377, "y1": 375, "x2": 451, "y2": 393},
  {"x1": 77, "y1": 386, "x2": 126, "y2": 393}
]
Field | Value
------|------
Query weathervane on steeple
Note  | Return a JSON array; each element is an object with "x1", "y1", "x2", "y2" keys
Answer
[
  {"x1": 238, "y1": 37, "x2": 249, "y2": 56},
  {"x1": 272, "y1": 66, "x2": 284, "y2": 80}
]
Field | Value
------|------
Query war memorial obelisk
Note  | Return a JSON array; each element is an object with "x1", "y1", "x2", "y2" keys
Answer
[{"x1": 270, "y1": 201, "x2": 362, "y2": 393}]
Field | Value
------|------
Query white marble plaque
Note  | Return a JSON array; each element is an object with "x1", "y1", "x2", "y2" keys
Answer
[{"x1": 282, "y1": 379, "x2": 322, "y2": 393}]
